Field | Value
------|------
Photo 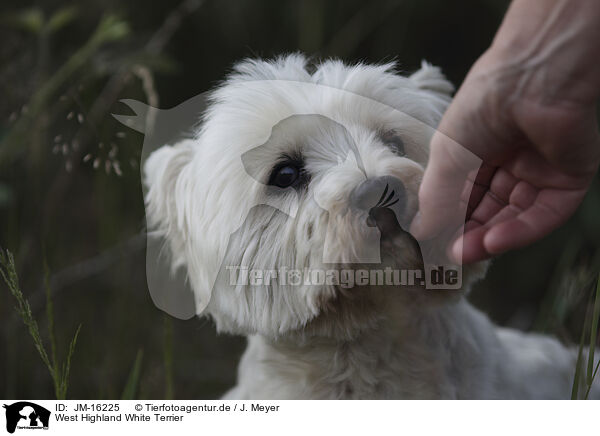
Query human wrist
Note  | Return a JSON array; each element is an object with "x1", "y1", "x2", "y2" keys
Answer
[{"x1": 487, "y1": 0, "x2": 600, "y2": 104}]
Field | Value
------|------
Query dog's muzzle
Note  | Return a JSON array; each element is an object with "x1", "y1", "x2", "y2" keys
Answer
[{"x1": 349, "y1": 175, "x2": 407, "y2": 235}]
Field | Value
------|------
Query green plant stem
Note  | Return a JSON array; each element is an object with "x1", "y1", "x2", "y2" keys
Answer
[
  {"x1": 587, "y1": 273, "x2": 600, "y2": 384},
  {"x1": 163, "y1": 315, "x2": 174, "y2": 400},
  {"x1": 44, "y1": 258, "x2": 59, "y2": 395},
  {"x1": 1, "y1": 248, "x2": 81, "y2": 400}
]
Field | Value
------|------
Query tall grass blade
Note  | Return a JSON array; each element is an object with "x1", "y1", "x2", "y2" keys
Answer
[
  {"x1": 587, "y1": 273, "x2": 600, "y2": 384},
  {"x1": 571, "y1": 321, "x2": 587, "y2": 400},
  {"x1": 1, "y1": 248, "x2": 82, "y2": 400},
  {"x1": 0, "y1": 249, "x2": 53, "y2": 375},
  {"x1": 121, "y1": 349, "x2": 144, "y2": 400},
  {"x1": 58, "y1": 324, "x2": 82, "y2": 400},
  {"x1": 571, "y1": 292, "x2": 594, "y2": 400},
  {"x1": 584, "y1": 359, "x2": 600, "y2": 400},
  {"x1": 163, "y1": 315, "x2": 174, "y2": 400},
  {"x1": 43, "y1": 257, "x2": 59, "y2": 395}
]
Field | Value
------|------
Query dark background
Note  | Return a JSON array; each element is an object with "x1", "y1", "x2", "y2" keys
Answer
[{"x1": 1, "y1": 0, "x2": 599, "y2": 399}]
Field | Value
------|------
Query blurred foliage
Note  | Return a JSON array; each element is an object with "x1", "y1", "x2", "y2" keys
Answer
[{"x1": 0, "y1": 0, "x2": 598, "y2": 399}]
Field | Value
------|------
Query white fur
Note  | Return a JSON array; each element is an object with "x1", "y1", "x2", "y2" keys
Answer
[{"x1": 144, "y1": 54, "x2": 599, "y2": 399}]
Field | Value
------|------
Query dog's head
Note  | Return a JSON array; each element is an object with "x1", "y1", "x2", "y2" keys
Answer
[{"x1": 144, "y1": 54, "x2": 482, "y2": 338}]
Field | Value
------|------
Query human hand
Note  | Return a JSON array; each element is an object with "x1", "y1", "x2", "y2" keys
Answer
[{"x1": 411, "y1": 0, "x2": 600, "y2": 264}]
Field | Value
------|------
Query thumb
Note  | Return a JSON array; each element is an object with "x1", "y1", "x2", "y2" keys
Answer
[{"x1": 411, "y1": 129, "x2": 482, "y2": 240}]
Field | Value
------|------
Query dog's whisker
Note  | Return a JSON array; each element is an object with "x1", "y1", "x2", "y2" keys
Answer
[
  {"x1": 382, "y1": 189, "x2": 395, "y2": 206},
  {"x1": 382, "y1": 197, "x2": 399, "y2": 208},
  {"x1": 375, "y1": 183, "x2": 389, "y2": 207}
]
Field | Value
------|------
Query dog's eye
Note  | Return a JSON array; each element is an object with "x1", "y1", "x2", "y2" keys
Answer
[
  {"x1": 268, "y1": 163, "x2": 301, "y2": 188},
  {"x1": 381, "y1": 132, "x2": 405, "y2": 156}
]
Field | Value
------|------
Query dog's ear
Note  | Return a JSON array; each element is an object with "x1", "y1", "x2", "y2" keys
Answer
[
  {"x1": 144, "y1": 140, "x2": 219, "y2": 317},
  {"x1": 144, "y1": 140, "x2": 194, "y2": 245},
  {"x1": 409, "y1": 61, "x2": 454, "y2": 121},
  {"x1": 409, "y1": 61, "x2": 454, "y2": 100}
]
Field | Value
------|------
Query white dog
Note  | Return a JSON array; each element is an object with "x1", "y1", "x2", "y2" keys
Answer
[{"x1": 144, "y1": 54, "x2": 599, "y2": 399}]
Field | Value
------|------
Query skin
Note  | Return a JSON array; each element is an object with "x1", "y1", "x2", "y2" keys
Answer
[{"x1": 410, "y1": 0, "x2": 600, "y2": 263}]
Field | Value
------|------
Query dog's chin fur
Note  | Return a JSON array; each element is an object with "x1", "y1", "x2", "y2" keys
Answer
[{"x1": 144, "y1": 54, "x2": 599, "y2": 399}]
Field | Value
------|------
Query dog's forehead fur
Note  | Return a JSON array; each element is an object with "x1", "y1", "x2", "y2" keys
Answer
[
  {"x1": 198, "y1": 55, "x2": 452, "y2": 155},
  {"x1": 217, "y1": 54, "x2": 451, "y2": 121}
]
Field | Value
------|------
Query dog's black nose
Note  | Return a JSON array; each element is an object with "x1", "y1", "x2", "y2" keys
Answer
[
  {"x1": 350, "y1": 176, "x2": 405, "y2": 212},
  {"x1": 350, "y1": 175, "x2": 406, "y2": 234}
]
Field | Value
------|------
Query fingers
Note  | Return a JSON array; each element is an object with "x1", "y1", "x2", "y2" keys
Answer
[
  {"x1": 452, "y1": 203, "x2": 520, "y2": 263},
  {"x1": 453, "y1": 186, "x2": 587, "y2": 263},
  {"x1": 483, "y1": 189, "x2": 585, "y2": 254},
  {"x1": 449, "y1": 227, "x2": 480, "y2": 264},
  {"x1": 449, "y1": 222, "x2": 485, "y2": 264}
]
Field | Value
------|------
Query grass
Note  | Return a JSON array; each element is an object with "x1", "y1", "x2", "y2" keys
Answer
[
  {"x1": 0, "y1": 248, "x2": 81, "y2": 400},
  {"x1": 2, "y1": 244, "x2": 598, "y2": 400},
  {"x1": 121, "y1": 349, "x2": 144, "y2": 400},
  {"x1": 0, "y1": 247, "x2": 178, "y2": 401},
  {"x1": 571, "y1": 272, "x2": 600, "y2": 400},
  {"x1": 163, "y1": 314, "x2": 175, "y2": 399}
]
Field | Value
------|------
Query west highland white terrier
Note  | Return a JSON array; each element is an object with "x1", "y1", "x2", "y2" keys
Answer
[{"x1": 143, "y1": 54, "x2": 599, "y2": 399}]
